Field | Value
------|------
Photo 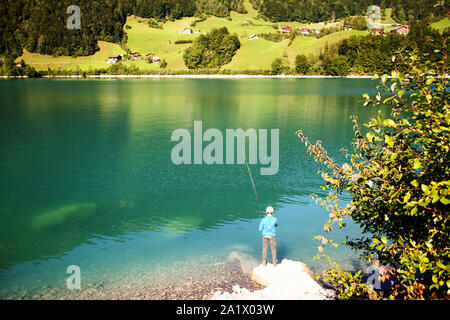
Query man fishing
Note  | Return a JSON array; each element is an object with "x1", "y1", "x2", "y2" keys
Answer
[{"x1": 259, "y1": 206, "x2": 278, "y2": 267}]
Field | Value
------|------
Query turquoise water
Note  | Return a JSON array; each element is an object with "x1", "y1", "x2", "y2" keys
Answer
[{"x1": 0, "y1": 78, "x2": 384, "y2": 297}]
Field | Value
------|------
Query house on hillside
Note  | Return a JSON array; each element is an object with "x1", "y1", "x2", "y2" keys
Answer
[
  {"x1": 146, "y1": 53, "x2": 160, "y2": 63},
  {"x1": 107, "y1": 55, "x2": 123, "y2": 64},
  {"x1": 248, "y1": 34, "x2": 259, "y2": 40},
  {"x1": 300, "y1": 28, "x2": 310, "y2": 35},
  {"x1": 311, "y1": 29, "x2": 320, "y2": 34},
  {"x1": 181, "y1": 28, "x2": 192, "y2": 34},
  {"x1": 130, "y1": 52, "x2": 142, "y2": 60},
  {"x1": 391, "y1": 25, "x2": 409, "y2": 35},
  {"x1": 280, "y1": 26, "x2": 291, "y2": 33},
  {"x1": 194, "y1": 29, "x2": 201, "y2": 34},
  {"x1": 371, "y1": 28, "x2": 384, "y2": 36},
  {"x1": 344, "y1": 26, "x2": 353, "y2": 31}
]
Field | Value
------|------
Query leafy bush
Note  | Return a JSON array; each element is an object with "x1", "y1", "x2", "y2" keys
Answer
[
  {"x1": 148, "y1": 19, "x2": 163, "y2": 29},
  {"x1": 183, "y1": 27, "x2": 240, "y2": 69},
  {"x1": 271, "y1": 57, "x2": 289, "y2": 74},
  {"x1": 174, "y1": 39, "x2": 193, "y2": 44},
  {"x1": 323, "y1": 56, "x2": 350, "y2": 76},
  {"x1": 258, "y1": 32, "x2": 289, "y2": 42},
  {"x1": 295, "y1": 54, "x2": 311, "y2": 74},
  {"x1": 297, "y1": 48, "x2": 449, "y2": 299}
]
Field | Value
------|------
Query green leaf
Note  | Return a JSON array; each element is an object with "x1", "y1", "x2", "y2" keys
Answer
[
  {"x1": 440, "y1": 197, "x2": 450, "y2": 205},
  {"x1": 404, "y1": 192, "x2": 411, "y2": 202},
  {"x1": 425, "y1": 77, "x2": 434, "y2": 85},
  {"x1": 385, "y1": 134, "x2": 394, "y2": 148},
  {"x1": 366, "y1": 131, "x2": 375, "y2": 142},
  {"x1": 411, "y1": 180, "x2": 419, "y2": 187},
  {"x1": 421, "y1": 184, "x2": 430, "y2": 193},
  {"x1": 413, "y1": 159, "x2": 422, "y2": 169},
  {"x1": 383, "y1": 119, "x2": 396, "y2": 126},
  {"x1": 381, "y1": 237, "x2": 387, "y2": 244},
  {"x1": 377, "y1": 109, "x2": 383, "y2": 122},
  {"x1": 383, "y1": 96, "x2": 394, "y2": 104},
  {"x1": 432, "y1": 275, "x2": 438, "y2": 283}
]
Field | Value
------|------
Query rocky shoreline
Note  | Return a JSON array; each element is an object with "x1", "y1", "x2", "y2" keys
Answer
[
  {"x1": 0, "y1": 255, "x2": 259, "y2": 300},
  {"x1": 1, "y1": 252, "x2": 335, "y2": 300}
]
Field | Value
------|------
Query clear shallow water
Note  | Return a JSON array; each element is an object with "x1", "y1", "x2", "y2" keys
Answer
[{"x1": 0, "y1": 78, "x2": 385, "y2": 297}]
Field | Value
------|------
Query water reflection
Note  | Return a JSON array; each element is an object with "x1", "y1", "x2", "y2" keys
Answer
[{"x1": 0, "y1": 79, "x2": 385, "y2": 273}]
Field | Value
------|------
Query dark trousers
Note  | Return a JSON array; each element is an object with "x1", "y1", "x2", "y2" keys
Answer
[{"x1": 262, "y1": 236, "x2": 277, "y2": 265}]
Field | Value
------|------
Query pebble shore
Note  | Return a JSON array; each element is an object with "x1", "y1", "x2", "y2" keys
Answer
[{"x1": 0, "y1": 255, "x2": 259, "y2": 300}]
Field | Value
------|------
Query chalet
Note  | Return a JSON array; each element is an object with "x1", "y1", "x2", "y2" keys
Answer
[
  {"x1": 392, "y1": 25, "x2": 409, "y2": 35},
  {"x1": 248, "y1": 34, "x2": 259, "y2": 40},
  {"x1": 371, "y1": 28, "x2": 384, "y2": 36},
  {"x1": 280, "y1": 26, "x2": 291, "y2": 33},
  {"x1": 194, "y1": 29, "x2": 201, "y2": 34},
  {"x1": 145, "y1": 53, "x2": 160, "y2": 63},
  {"x1": 311, "y1": 29, "x2": 320, "y2": 34},
  {"x1": 107, "y1": 55, "x2": 122, "y2": 64},
  {"x1": 130, "y1": 52, "x2": 142, "y2": 60},
  {"x1": 300, "y1": 28, "x2": 310, "y2": 35},
  {"x1": 182, "y1": 28, "x2": 192, "y2": 34},
  {"x1": 344, "y1": 26, "x2": 353, "y2": 31}
]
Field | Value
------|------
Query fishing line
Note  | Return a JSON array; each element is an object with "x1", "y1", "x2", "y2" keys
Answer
[
  {"x1": 195, "y1": 184, "x2": 218, "y2": 214},
  {"x1": 244, "y1": 152, "x2": 262, "y2": 213}
]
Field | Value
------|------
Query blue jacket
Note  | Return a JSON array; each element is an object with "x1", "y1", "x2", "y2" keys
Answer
[{"x1": 259, "y1": 215, "x2": 279, "y2": 237}]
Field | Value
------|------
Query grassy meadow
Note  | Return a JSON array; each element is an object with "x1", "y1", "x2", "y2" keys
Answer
[
  {"x1": 430, "y1": 17, "x2": 450, "y2": 33},
  {"x1": 16, "y1": 0, "x2": 371, "y2": 72}
]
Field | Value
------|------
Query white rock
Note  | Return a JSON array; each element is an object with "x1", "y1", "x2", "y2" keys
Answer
[
  {"x1": 232, "y1": 284, "x2": 241, "y2": 294},
  {"x1": 210, "y1": 259, "x2": 335, "y2": 300}
]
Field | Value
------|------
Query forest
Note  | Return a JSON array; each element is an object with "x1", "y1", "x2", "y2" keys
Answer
[
  {"x1": 0, "y1": 0, "x2": 245, "y2": 59},
  {"x1": 1, "y1": 0, "x2": 447, "y2": 60},
  {"x1": 251, "y1": 0, "x2": 446, "y2": 23},
  {"x1": 290, "y1": 21, "x2": 449, "y2": 76}
]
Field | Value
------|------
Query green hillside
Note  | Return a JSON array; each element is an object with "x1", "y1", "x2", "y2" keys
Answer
[
  {"x1": 431, "y1": 17, "x2": 450, "y2": 33},
  {"x1": 17, "y1": 9, "x2": 368, "y2": 72}
]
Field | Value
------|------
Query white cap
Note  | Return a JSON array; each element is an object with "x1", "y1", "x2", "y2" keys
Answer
[{"x1": 266, "y1": 206, "x2": 274, "y2": 214}]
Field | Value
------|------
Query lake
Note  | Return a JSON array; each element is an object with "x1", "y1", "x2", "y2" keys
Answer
[{"x1": 0, "y1": 78, "x2": 384, "y2": 299}]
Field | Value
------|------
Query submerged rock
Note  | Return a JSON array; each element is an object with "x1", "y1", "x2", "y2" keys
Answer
[
  {"x1": 211, "y1": 259, "x2": 336, "y2": 300},
  {"x1": 30, "y1": 203, "x2": 97, "y2": 229},
  {"x1": 226, "y1": 251, "x2": 259, "y2": 275}
]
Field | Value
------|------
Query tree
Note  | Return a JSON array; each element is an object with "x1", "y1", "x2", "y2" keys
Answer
[
  {"x1": 295, "y1": 54, "x2": 310, "y2": 74},
  {"x1": 323, "y1": 56, "x2": 350, "y2": 76},
  {"x1": 397, "y1": 7, "x2": 406, "y2": 22},
  {"x1": 271, "y1": 57, "x2": 289, "y2": 74},
  {"x1": 183, "y1": 27, "x2": 240, "y2": 69},
  {"x1": 296, "y1": 48, "x2": 449, "y2": 299}
]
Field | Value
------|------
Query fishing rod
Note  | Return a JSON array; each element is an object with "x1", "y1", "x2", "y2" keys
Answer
[{"x1": 243, "y1": 151, "x2": 264, "y2": 216}]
